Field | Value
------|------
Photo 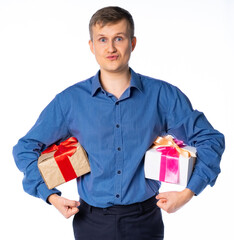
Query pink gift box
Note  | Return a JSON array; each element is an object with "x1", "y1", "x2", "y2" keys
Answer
[{"x1": 144, "y1": 136, "x2": 196, "y2": 186}]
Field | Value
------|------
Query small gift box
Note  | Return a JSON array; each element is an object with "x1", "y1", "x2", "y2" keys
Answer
[
  {"x1": 144, "y1": 135, "x2": 196, "y2": 186},
  {"x1": 38, "y1": 137, "x2": 91, "y2": 189}
]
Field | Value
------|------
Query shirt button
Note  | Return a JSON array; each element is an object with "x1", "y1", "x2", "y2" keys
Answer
[
  {"x1": 116, "y1": 102, "x2": 119, "y2": 105},
  {"x1": 116, "y1": 194, "x2": 120, "y2": 198},
  {"x1": 117, "y1": 170, "x2": 121, "y2": 174},
  {"x1": 116, "y1": 124, "x2": 120, "y2": 128},
  {"x1": 117, "y1": 147, "x2": 121, "y2": 151}
]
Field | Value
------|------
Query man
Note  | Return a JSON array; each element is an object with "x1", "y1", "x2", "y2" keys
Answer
[{"x1": 13, "y1": 6, "x2": 225, "y2": 240}]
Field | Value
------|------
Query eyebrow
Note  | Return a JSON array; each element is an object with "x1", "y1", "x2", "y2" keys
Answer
[
  {"x1": 96, "y1": 32, "x2": 127, "y2": 37},
  {"x1": 114, "y1": 32, "x2": 127, "y2": 36}
]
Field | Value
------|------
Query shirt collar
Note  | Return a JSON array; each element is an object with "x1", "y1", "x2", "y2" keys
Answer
[
  {"x1": 129, "y1": 68, "x2": 143, "y2": 93},
  {"x1": 91, "y1": 71, "x2": 102, "y2": 96},
  {"x1": 91, "y1": 68, "x2": 143, "y2": 97}
]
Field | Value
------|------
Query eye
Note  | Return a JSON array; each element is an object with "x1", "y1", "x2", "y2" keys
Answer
[
  {"x1": 115, "y1": 37, "x2": 123, "y2": 42},
  {"x1": 99, "y1": 38, "x2": 106, "y2": 43}
]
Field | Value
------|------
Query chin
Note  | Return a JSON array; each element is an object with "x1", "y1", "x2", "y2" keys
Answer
[{"x1": 101, "y1": 64, "x2": 128, "y2": 74}]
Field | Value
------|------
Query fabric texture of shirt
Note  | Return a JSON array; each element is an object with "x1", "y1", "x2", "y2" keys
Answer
[{"x1": 13, "y1": 68, "x2": 225, "y2": 208}]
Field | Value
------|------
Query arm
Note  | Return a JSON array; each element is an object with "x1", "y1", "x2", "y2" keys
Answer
[
  {"x1": 13, "y1": 94, "x2": 70, "y2": 203},
  {"x1": 157, "y1": 84, "x2": 225, "y2": 212}
]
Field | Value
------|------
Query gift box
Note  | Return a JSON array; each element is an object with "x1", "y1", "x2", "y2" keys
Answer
[
  {"x1": 38, "y1": 137, "x2": 91, "y2": 189},
  {"x1": 144, "y1": 135, "x2": 196, "y2": 186}
]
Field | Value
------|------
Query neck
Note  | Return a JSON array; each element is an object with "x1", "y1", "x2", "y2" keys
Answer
[{"x1": 100, "y1": 68, "x2": 131, "y2": 99}]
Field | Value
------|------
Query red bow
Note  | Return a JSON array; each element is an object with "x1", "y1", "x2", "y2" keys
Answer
[{"x1": 42, "y1": 137, "x2": 78, "y2": 182}]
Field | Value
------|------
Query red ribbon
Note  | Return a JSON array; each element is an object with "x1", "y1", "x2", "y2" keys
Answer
[{"x1": 42, "y1": 137, "x2": 78, "y2": 182}]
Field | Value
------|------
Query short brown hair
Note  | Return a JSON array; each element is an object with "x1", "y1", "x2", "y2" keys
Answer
[{"x1": 89, "y1": 6, "x2": 134, "y2": 40}]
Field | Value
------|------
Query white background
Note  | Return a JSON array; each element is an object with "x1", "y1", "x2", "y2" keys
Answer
[{"x1": 1, "y1": 0, "x2": 233, "y2": 239}]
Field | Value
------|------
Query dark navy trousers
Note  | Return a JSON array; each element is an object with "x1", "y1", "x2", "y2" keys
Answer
[{"x1": 73, "y1": 196, "x2": 164, "y2": 240}]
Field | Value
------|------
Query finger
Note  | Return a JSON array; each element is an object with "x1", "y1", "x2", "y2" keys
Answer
[
  {"x1": 64, "y1": 199, "x2": 80, "y2": 208},
  {"x1": 157, "y1": 198, "x2": 167, "y2": 205},
  {"x1": 157, "y1": 199, "x2": 168, "y2": 211},
  {"x1": 69, "y1": 206, "x2": 79, "y2": 217},
  {"x1": 74, "y1": 201, "x2": 80, "y2": 207},
  {"x1": 70, "y1": 206, "x2": 79, "y2": 214},
  {"x1": 156, "y1": 192, "x2": 168, "y2": 200}
]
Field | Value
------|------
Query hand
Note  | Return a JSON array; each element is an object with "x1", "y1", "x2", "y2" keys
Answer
[
  {"x1": 156, "y1": 188, "x2": 194, "y2": 213},
  {"x1": 48, "y1": 194, "x2": 80, "y2": 218}
]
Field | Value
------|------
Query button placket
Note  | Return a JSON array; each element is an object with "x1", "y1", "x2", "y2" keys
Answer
[{"x1": 114, "y1": 101, "x2": 123, "y2": 203}]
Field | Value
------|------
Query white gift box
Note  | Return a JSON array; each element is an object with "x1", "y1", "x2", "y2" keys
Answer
[{"x1": 144, "y1": 145, "x2": 196, "y2": 186}]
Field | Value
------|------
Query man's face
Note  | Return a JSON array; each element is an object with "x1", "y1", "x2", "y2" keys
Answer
[{"x1": 89, "y1": 19, "x2": 136, "y2": 74}]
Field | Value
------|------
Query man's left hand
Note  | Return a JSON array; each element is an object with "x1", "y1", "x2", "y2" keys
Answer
[{"x1": 156, "y1": 188, "x2": 194, "y2": 213}]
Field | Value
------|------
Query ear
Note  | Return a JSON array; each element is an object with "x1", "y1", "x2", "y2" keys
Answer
[
  {"x1": 89, "y1": 40, "x2": 95, "y2": 54},
  {"x1": 131, "y1": 37, "x2": 137, "y2": 52}
]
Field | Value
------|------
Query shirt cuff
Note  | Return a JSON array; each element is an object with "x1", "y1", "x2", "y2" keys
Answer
[
  {"x1": 37, "y1": 182, "x2": 61, "y2": 204},
  {"x1": 186, "y1": 173, "x2": 208, "y2": 196}
]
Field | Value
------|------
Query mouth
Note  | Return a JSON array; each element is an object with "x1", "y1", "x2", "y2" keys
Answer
[{"x1": 106, "y1": 55, "x2": 119, "y2": 61}]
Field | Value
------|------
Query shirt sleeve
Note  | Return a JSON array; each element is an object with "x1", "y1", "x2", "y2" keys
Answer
[
  {"x1": 13, "y1": 94, "x2": 71, "y2": 203},
  {"x1": 163, "y1": 84, "x2": 225, "y2": 195}
]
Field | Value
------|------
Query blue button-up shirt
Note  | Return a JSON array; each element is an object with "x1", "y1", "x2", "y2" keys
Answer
[{"x1": 13, "y1": 68, "x2": 225, "y2": 208}]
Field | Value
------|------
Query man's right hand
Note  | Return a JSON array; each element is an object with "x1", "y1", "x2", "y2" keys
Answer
[{"x1": 48, "y1": 194, "x2": 80, "y2": 219}]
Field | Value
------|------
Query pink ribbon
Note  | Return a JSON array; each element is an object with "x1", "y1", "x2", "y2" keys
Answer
[
  {"x1": 156, "y1": 146, "x2": 180, "y2": 183},
  {"x1": 154, "y1": 137, "x2": 186, "y2": 184}
]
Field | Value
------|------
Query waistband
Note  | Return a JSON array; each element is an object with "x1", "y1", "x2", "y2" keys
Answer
[{"x1": 80, "y1": 196, "x2": 157, "y2": 215}]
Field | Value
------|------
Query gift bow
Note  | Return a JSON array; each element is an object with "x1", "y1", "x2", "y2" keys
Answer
[
  {"x1": 42, "y1": 137, "x2": 78, "y2": 182},
  {"x1": 153, "y1": 135, "x2": 195, "y2": 158}
]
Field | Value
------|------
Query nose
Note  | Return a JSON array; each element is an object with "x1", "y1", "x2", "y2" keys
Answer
[{"x1": 107, "y1": 40, "x2": 117, "y2": 53}]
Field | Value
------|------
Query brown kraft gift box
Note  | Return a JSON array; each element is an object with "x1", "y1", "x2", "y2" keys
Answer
[{"x1": 38, "y1": 137, "x2": 91, "y2": 189}]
